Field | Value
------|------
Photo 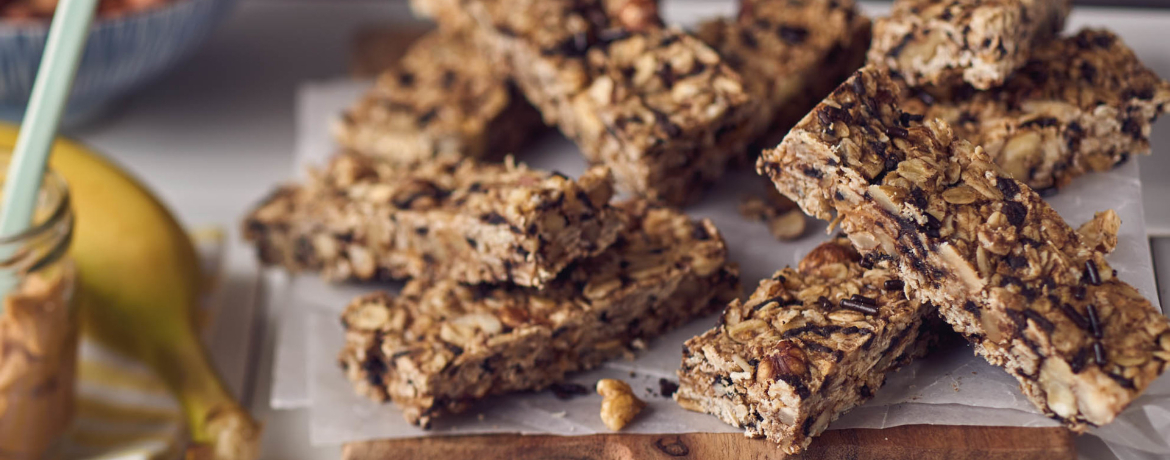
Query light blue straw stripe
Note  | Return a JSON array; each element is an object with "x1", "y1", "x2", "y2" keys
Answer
[{"x1": 0, "y1": 0, "x2": 99, "y2": 303}]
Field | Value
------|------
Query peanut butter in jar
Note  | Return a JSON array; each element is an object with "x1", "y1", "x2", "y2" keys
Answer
[{"x1": 0, "y1": 168, "x2": 77, "y2": 459}]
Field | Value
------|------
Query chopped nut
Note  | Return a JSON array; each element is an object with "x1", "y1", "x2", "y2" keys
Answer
[
  {"x1": 765, "y1": 341, "x2": 809, "y2": 379},
  {"x1": 1000, "y1": 131, "x2": 1041, "y2": 180},
  {"x1": 348, "y1": 246, "x2": 376, "y2": 279},
  {"x1": 597, "y1": 379, "x2": 646, "y2": 431},
  {"x1": 739, "y1": 196, "x2": 774, "y2": 222},
  {"x1": 798, "y1": 239, "x2": 860, "y2": 275},
  {"x1": 1076, "y1": 210, "x2": 1120, "y2": 254},
  {"x1": 345, "y1": 301, "x2": 390, "y2": 331},
  {"x1": 739, "y1": 193, "x2": 808, "y2": 242},
  {"x1": 768, "y1": 210, "x2": 807, "y2": 241}
]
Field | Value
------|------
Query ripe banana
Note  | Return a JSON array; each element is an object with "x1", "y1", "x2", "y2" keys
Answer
[{"x1": 0, "y1": 123, "x2": 261, "y2": 460}]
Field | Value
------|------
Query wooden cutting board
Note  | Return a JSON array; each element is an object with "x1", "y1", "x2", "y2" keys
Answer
[
  {"x1": 343, "y1": 26, "x2": 1077, "y2": 460},
  {"x1": 341, "y1": 426, "x2": 1075, "y2": 460}
]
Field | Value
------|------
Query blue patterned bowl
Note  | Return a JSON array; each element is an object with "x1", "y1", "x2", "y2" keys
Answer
[{"x1": 0, "y1": 0, "x2": 236, "y2": 126}]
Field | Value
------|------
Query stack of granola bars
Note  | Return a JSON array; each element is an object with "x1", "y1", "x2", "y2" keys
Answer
[
  {"x1": 244, "y1": 148, "x2": 744, "y2": 428},
  {"x1": 245, "y1": 0, "x2": 877, "y2": 429},
  {"x1": 243, "y1": 0, "x2": 1170, "y2": 452},
  {"x1": 677, "y1": 0, "x2": 1170, "y2": 454}
]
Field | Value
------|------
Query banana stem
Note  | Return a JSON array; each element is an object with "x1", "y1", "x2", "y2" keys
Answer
[{"x1": 148, "y1": 326, "x2": 262, "y2": 460}]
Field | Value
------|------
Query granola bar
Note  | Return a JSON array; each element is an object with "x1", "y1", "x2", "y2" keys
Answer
[
  {"x1": 338, "y1": 200, "x2": 740, "y2": 426},
  {"x1": 676, "y1": 238, "x2": 934, "y2": 454},
  {"x1": 333, "y1": 30, "x2": 545, "y2": 163},
  {"x1": 901, "y1": 29, "x2": 1170, "y2": 191},
  {"x1": 243, "y1": 153, "x2": 624, "y2": 288},
  {"x1": 677, "y1": 216, "x2": 1116, "y2": 450},
  {"x1": 696, "y1": 0, "x2": 871, "y2": 147},
  {"x1": 868, "y1": 0, "x2": 1071, "y2": 90},
  {"x1": 758, "y1": 65, "x2": 1170, "y2": 430},
  {"x1": 413, "y1": 0, "x2": 760, "y2": 205}
]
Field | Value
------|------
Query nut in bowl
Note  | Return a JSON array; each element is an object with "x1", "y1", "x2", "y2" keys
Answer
[{"x1": 0, "y1": 0, "x2": 236, "y2": 126}]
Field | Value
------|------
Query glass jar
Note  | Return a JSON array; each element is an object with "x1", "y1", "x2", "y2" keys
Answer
[{"x1": 0, "y1": 167, "x2": 77, "y2": 459}]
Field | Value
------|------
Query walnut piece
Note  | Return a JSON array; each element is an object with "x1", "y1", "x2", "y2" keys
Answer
[
  {"x1": 798, "y1": 237, "x2": 860, "y2": 276},
  {"x1": 597, "y1": 378, "x2": 646, "y2": 431}
]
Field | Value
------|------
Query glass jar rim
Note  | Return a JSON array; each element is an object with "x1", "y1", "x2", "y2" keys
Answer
[{"x1": 0, "y1": 171, "x2": 71, "y2": 245}]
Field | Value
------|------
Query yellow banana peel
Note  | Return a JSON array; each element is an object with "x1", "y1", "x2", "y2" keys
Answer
[{"x1": 0, "y1": 123, "x2": 262, "y2": 460}]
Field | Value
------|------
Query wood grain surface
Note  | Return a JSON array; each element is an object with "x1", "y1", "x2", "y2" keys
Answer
[
  {"x1": 342, "y1": 426, "x2": 1075, "y2": 460},
  {"x1": 342, "y1": 27, "x2": 1078, "y2": 460}
]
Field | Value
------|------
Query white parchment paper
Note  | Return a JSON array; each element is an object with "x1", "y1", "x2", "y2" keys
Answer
[
  {"x1": 266, "y1": 6, "x2": 1170, "y2": 458},
  {"x1": 278, "y1": 79, "x2": 1170, "y2": 459}
]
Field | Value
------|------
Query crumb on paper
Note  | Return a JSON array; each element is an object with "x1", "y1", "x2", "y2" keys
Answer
[
  {"x1": 768, "y1": 209, "x2": 808, "y2": 240},
  {"x1": 658, "y1": 378, "x2": 679, "y2": 398},
  {"x1": 551, "y1": 411, "x2": 567, "y2": 418},
  {"x1": 738, "y1": 193, "x2": 808, "y2": 241},
  {"x1": 597, "y1": 379, "x2": 646, "y2": 431},
  {"x1": 549, "y1": 382, "x2": 590, "y2": 400},
  {"x1": 1076, "y1": 209, "x2": 1120, "y2": 254},
  {"x1": 630, "y1": 338, "x2": 647, "y2": 350}
]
